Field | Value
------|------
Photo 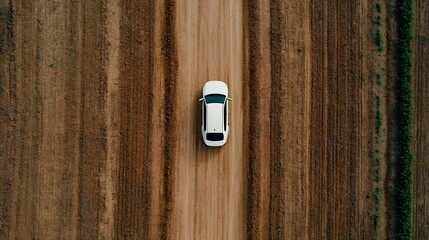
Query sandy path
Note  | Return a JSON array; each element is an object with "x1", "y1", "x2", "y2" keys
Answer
[{"x1": 173, "y1": 0, "x2": 244, "y2": 239}]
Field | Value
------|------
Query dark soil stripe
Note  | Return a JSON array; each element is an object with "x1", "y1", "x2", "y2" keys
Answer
[
  {"x1": 395, "y1": 0, "x2": 414, "y2": 238},
  {"x1": 63, "y1": 0, "x2": 82, "y2": 237},
  {"x1": 244, "y1": 0, "x2": 261, "y2": 238},
  {"x1": 243, "y1": 0, "x2": 270, "y2": 239},
  {"x1": 116, "y1": 0, "x2": 154, "y2": 238},
  {"x1": 269, "y1": 0, "x2": 286, "y2": 238},
  {"x1": 77, "y1": 1, "x2": 108, "y2": 238},
  {"x1": 0, "y1": 1, "x2": 16, "y2": 238},
  {"x1": 308, "y1": 0, "x2": 363, "y2": 238},
  {"x1": 308, "y1": 0, "x2": 327, "y2": 238},
  {"x1": 160, "y1": 0, "x2": 178, "y2": 239}
]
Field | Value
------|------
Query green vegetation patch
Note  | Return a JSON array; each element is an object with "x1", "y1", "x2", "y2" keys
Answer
[{"x1": 376, "y1": 96, "x2": 382, "y2": 134}]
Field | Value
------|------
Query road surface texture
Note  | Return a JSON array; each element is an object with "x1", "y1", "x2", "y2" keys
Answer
[{"x1": 0, "y1": 0, "x2": 427, "y2": 239}]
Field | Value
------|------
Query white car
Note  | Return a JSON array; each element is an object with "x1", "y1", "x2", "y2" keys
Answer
[{"x1": 199, "y1": 80, "x2": 231, "y2": 147}]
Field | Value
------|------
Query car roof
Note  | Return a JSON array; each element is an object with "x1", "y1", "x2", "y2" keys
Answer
[{"x1": 206, "y1": 103, "x2": 224, "y2": 133}]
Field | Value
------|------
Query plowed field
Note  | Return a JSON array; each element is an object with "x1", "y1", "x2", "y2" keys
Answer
[{"x1": 0, "y1": 0, "x2": 427, "y2": 239}]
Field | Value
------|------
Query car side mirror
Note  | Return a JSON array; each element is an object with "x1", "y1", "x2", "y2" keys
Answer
[
  {"x1": 227, "y1": 98, "x2": 232, "y2": 101},
  {"x1": 199, "y1": 98, "x2": 204, "y2": 102}
]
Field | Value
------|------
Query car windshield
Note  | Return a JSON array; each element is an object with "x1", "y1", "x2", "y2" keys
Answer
[
  {"x1": 205, "y1": 94, "x2": 226, "y2": 104},
  {"x1": 207, "y1": 133, "x2": 224, "y2": 141}
]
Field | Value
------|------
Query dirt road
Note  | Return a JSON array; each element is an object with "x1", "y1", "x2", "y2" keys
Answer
[
  {"x1": 174, "y1": 0, "x2": 244, "y2": 239},
  {"x1": 1, "y1": 0, "x2": 428, "y2": 239}
]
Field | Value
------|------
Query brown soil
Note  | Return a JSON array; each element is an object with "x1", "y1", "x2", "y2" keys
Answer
[
  {"x1": 0, "y1": 0, "x2": 427, "y2": 239},
  {"x1": 115, "y1": 0, "x2": 154, "y2": 238},
  {"x1": 307, "y1": 0, "x2": 368, "y2": 238},
  {"x1": 413, "y1": 0, "x2": 429, "y2": 238}
]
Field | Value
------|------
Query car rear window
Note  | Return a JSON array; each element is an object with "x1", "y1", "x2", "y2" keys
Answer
[
  {"x1": 206, "y1": 133, "x2": 224, "y2": 141},
  {"x1": 205, "y1": 94, "x2": 226, "y2": 104}
]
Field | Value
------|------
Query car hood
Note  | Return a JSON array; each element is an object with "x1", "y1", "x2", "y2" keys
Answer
[
  {"x1": 206, "y1": 103, "x2": 223, "y2": 133},
  {"x1": 203, "y1": 80, "x2": 228, "y2": 96}
]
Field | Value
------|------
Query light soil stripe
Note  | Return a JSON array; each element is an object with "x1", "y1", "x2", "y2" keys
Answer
[{"x1": 100, "y1": 0, "x2": 120, "y2": 239}]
